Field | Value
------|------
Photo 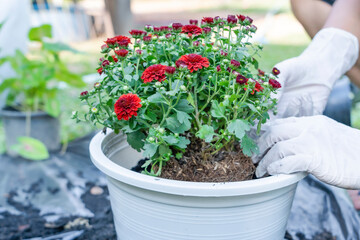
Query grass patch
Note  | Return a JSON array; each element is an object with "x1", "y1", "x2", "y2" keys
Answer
[{"x1": 257, "y1": 44, "x2": 307, "y2": 71}]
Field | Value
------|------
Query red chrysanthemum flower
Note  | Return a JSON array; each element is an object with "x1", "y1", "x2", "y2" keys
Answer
[
  {"x1": 114, "y1": 93, "x2": 142, "y2": 121},
  {"x1": 177, "y1": 54, "x2": 210, "y2": 73},
  {"x1": 181, "y1": 25, "x2": 203, "y2": 37},
  {"x1": 272, "y1": 67, "x2": 280, "y2": 75},
  {"x1": 236, "y1": 75, "x2": 248, "y2": 84},
  {"x1": 202, "y1": 17, "x2": 214, "y2": 24},
  {"x1": 165, "y1": 66, "x2": 176, "y2": 75},
  {"x1": 97, "y1": 67, "x2": 103, "y2": 75},
  {"x1": 141, "y1": 64, "x2": 166, "y2": 83},
  {"x1": 129, "y1": 29, "x2": 147, "y2": 37},
  {"x1": 115, "y1": 49, "x2": 129, "y2": 57},
  {"x1": 269, "y1": 79, "x2": 281, "y2": 89},
  {"x1": 105, "y1": 35, "x2": 131, "y2": 47},
  {"x1": 153, "y1": 27, "x2": 161, "y2": 32}
]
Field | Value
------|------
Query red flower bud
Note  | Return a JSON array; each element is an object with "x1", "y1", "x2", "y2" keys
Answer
[
  {"x1": 97, "y1": 67, "x2": 103, "y2": 75},
  {"x1": 236, "y1": 75, "x2": 248, "y2": 84},
  {"x1": 112, "y1": 55, "x2": 118, "y2": 62},
  {"x1": 165, "y1": 66, "x2": 176, "y2": 75},
  {"x1": 80, "y1": 91, "x2": 88, "y2": 97},
  {"x1": 153, "y1": 27, "x2": 161, "y2": 32},
  {"x1": 202, "y1": 27, "x2": 211, "y2": 35},
  {"x1": 144, "y1": 24, "x2": 153, "y2": 31},
  {"x1": 246, "y1": 16, "x2": 253, "y2": 24},
  {"x1": 175, "y1": 60, "x2": 187, "y2": 69},
  {"x1": 230, "y1": 59, "x2": 240, "y2": 67},
  {"x1": 269, "y1": 79, "x2": 281, "y2": 89},
  {"x1": 193, "y1": 41, "x2": 200, "y2": 47},
  {"x1": 237, "y1": 14, "x2": 246, "y2": 22},
  {"x1": 216, "y1": 65, "x2": 222, "y2": 72},
  {"x1": 129, "y1": 29, "x2": 147, "y2": 37},
  {"x1": 220, "y1": 50, "x2": 228, "y2": 56},
  {"x1": 172, "y1": 23, "x2": 183, "y2": 31},
  {"x1": 143, "y1": 35, "x2": 152, "y2": 42},
  {"x1": 102, "y1": 60, "x2": 110, "y2": 66},
  {"x1": 227, "y1": 15, "x2": 237, "y2": 24},
  {"x1": 202, "y1": 17, "x2": 214, "y2": 25},
  {"x1": 115, "y1": 49, "x2": 129, "y2": 58},
  {"x1": 160, "y1": 26, "x2": 170, "y2": 32},
  {"x1": 272, "y1": 67, "x2": 280, "y2": 75},
  {"x1": 189, "y1": 19, "x2": 198, "y2": 25},
  {"x1": 258, "y1": 69, "x2": 265, "y2": 76},
  {"x1": 136, "y1": 50, "x2": 143, "y2": 55},
  {"x1": 101, "y1": 44, "x2": 108, "y2": 50},
  {"x1": 165, "y1": 33, "x2": 172, "y2": 39}
]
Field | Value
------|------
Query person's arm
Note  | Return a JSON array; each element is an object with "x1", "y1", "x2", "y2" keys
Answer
[{"x1": 290, "y1": 0, "x2": 360, "y2": 87}]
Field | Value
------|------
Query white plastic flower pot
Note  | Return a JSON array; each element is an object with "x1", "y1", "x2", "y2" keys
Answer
[{"x1": 90, "y1": 130, "x2": 306, "y2": 240}]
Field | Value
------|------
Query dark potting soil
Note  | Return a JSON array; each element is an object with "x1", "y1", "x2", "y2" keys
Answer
[
  {"x1": 161, "y1": 139, "x2": 256, "y2": 182},
  {"x1": 0, "y1": 183, "x2": 116, "y2": 240}
]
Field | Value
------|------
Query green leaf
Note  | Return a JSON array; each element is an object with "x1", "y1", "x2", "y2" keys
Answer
[
  {"x1": 176, "y1": 111, "x2": 191, "y2": 124},
  {"x1": 166, "y1": 80, "x2": 183, "y2": 96},
  {"x1": 124, "y1": 66, "x2": 134, "y2": 75},
  {"x1": 165, "y1": 115, "x2": 190, "y2": 134},
  {"x1": 148, "y1": 92, "x2": 167, "y2": 104},
  {"x1": 227, "y1": 119, "x2": 251, "y2": 139},
  {"x1": 143, "y1": 143, "x2": 158, "y2": 158},
  {"x1": 174, "y1": 99, "x2": 194, "y2": 113},
  {"x1": 159, "y1": 144, "x2": 171, "y2": 155},
  {"x1": 28, "y1": 24, "x2": 52, "y2": 41},
  {"x1": 10, "y1": 137, "x2": 49, "y2": 161},
  {"x1": 174, "y1": 136, "x2": 190, "y2": 148},
  {"x1": 187, "y1": 94, "x2": 195, "y2": 108},
  {"x1": 241, "y1": 134, "x2": 259, "y2": 156},
  {"x1": 44, "y1": 98, "x2": 61, "y2": 117},
  {"x1": 163, "y1": 135, "x2": 178, "y2": 144},
  {"x1": 210, "y1": 100, "x2": 226, "y2": 119},
  {"x1": 124, "y1": 75, "x2": 132, "y2": 81},
  {"x1": 196, "y1": 125, "x2": 215, "y2": 143},
  {"x1": 127, "y1": 131, "x2": 145, "y2": 152}
]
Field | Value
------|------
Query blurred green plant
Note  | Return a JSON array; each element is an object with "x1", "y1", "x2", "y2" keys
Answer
[
  {"x1": 0, "y1": 24, "x2": 86, "y2": 117},
  {"x1": 0, "y1": 24, "x2": 86, "y2": 160}
]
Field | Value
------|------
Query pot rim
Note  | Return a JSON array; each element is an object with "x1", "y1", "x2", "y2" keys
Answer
[{"x1": 90, "y1": 130, "x2": 307, "y2": 197}]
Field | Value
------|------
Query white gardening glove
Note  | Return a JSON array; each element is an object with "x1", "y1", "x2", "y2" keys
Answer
[
  {"x1": 274, "y1": 28, "x2": 359, "y2": 118},
  {"x1": 255, "y1": 115, "x2": 360, "y2": 189}
]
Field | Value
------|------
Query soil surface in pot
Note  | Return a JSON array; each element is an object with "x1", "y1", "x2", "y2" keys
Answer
[{"x1": 155, "y1": 139, "x2": 255, "y2": 182}]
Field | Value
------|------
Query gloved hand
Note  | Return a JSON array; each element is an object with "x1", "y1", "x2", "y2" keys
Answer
[
  {"x1": 274, "y1": 28, "x2": 359, "y2": 118},
  {"x1": 255, "y1": 115, "x2": 360, "y2": 189}
]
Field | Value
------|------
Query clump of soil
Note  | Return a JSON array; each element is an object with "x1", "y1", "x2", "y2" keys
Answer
[{"x1": 160, "y1": 139, "x2": 256, "y2": 182}]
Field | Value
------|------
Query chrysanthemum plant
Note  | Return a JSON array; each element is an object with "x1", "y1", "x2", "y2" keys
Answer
[{"x1": 74, "y1": 15, "x2": 281, "y2": 176}]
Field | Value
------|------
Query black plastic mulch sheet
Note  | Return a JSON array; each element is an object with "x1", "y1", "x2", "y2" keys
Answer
[{"x1": 0, "y1": 134, "x2": 359, "y2": 240}]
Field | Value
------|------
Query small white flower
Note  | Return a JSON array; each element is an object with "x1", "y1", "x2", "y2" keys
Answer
[
  {"x1": 148, "y1": 137, "x2": 155, "y2": 142},
  {"x1": 158, "y1": 128, "x2": 165, "y2": 134},
  {"x1": 155, "y1": 82, "x2": 162, "y2": 87},
  {"x1": 91, "y1": 107, "x2": 98, "y2": 113},
  {"x1": 123, "y1": 86, "x2": 129, "y2": 91},
  {"x1": 180, "y1": 85, "x2": 187, "y2": 91}
]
